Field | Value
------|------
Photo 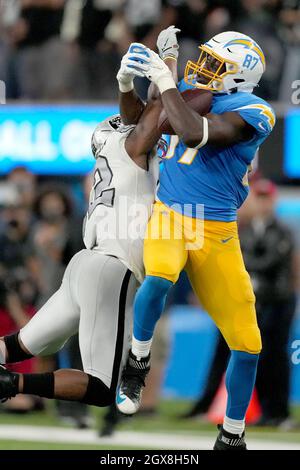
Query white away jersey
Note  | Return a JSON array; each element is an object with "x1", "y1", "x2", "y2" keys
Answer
[{"x1": 83, "y1": 117, "x2": 159, "y2": 283}]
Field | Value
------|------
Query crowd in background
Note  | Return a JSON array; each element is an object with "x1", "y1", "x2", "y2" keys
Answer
[
  {"x1": 0, "y1": 167, "x2": 86, "y2": 417},
  {"x1": 0, "y1": 0, "x2": 299, "y2": 102}
]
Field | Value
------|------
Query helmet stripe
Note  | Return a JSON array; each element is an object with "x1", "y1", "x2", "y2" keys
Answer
[{"x1": 224, "y1": 39, "x2": 265, "y2": 67}]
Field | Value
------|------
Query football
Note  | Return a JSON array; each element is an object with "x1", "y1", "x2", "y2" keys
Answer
[{"x1": 158, "y1": 88, "x2": 213, "y2": 135}]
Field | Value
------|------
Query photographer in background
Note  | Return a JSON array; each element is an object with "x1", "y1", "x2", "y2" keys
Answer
[
  {"x1": 0, "y1": 182, "x2": 39, "y2": 412},
  {"x1": 240, "y1": 179, "x2": 297, "y2": 428},
  {"x1": 30, "y1": 184, "x2": 87, "y2": 427},
  {"x1": 183, "y1": 180, "x2": 299, "y2": 427}
]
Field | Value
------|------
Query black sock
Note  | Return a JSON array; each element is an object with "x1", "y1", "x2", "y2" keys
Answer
[
  {"x1": 22, "y1": 373, "x2": 55, "y2": 398},
  {"x1": 4, "y1": 334, "x2": 33, "y2": 363}
]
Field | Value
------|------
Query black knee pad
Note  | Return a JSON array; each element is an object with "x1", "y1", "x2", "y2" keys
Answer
[
  {"x1": 81, "y1": 375, "x2": 114, "y2": 407},
  {"x1": 4, "y1": 333, "x2": 33, "y2": 363}
]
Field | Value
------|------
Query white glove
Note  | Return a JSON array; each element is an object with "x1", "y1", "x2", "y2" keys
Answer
[
  {"x1": 145, "y1": 50, "x2": 177, "y2": 94},
  {"x1": 117, "y1": 43, "x2": 151, "y2": 93},
  {"x1": 157, "y1": 25, "x2": 181, "y2": 60}
]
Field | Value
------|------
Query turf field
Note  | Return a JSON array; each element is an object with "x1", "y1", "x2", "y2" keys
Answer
[{"x1": 0, "y1": 401, "x2": 299, "y2": 450}]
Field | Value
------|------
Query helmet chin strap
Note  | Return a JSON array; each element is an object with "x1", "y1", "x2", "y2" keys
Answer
[
  {"x1": 201, "y1": 79, "x2": 257, "y2": 94},
  {"x1": 227, "y1": 82, "x2": 259, "y2": 93},
  {"x1": 234, "y1": 82, "x2": 258, "y2": 93}
]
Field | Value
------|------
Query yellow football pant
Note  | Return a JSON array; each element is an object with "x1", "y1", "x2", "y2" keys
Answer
[{"x1": 144, "y1": 202, "x2": 261, "y2": 354}]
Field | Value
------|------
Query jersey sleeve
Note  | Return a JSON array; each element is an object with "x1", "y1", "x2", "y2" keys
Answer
[{"x1": 233, "y1": 102, "x2": 276, "y2": 137}]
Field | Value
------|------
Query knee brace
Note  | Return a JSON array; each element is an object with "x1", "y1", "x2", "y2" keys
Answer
[{"x1": 81, "y1": 375, "x2": 114, "y2": 407}]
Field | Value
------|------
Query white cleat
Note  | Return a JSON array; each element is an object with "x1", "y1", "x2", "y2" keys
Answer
[
  {"x1": 116, "y1": 386, "x2": 141, "y2": 415},
  {"x1": 116, "y1": 351, "x2": 150, "y2": 415}
]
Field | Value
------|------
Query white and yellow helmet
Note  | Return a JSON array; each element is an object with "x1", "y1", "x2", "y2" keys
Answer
[{"x1": 184, "y1": 31, "x2": 266, "y2": 94}]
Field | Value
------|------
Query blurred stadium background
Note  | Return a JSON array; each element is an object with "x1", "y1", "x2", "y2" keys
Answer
[{"x1": 0, "y1": 0, "x2": 300, "y2": 450}]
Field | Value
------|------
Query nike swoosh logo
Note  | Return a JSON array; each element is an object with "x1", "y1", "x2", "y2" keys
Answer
[
  {"x1": 221, "y1": 237, "x2": 234, "y2": 244},
  {"x1": 116, "y1": 389, "x2": 126, "y2": 404}
]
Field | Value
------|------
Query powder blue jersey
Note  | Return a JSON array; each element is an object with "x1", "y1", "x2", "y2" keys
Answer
[{"x1": 157, "y1": 80, "x2": 276, "y2": 221}]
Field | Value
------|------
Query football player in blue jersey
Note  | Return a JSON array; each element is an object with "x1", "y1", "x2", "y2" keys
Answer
[{"x1": 116, "y1": 28, "x2": 276, "y2": 450}]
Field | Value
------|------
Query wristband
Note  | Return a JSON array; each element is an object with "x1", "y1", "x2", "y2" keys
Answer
[
  {"x1": 157, "y1": 75, "x2": 177, "y2": 94},
  {"x1": 163, "y1": 55, "x2": 178, "y2": 62},
  {"x1": 118, "y1": 80, "x2": 134, "y2": 93}
]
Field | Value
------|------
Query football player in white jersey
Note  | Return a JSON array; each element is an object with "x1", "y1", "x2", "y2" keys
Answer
[{"x1": 0, "y1": 44, "x2": 173, "y2": 408}]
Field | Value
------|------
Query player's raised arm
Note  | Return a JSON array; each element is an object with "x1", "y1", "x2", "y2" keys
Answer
[
  {"x1": 119, "y1": 28, "x2": 180, "y2": 125},
  {"x1": 148, "y1": 26, "x2": 180, "y2": 101},
  {"x1": 125, "y1": 28, "x2": 181, "y2": 159},
  {"x1": 144, "y1": 51, "x2": 254, "y2": 148},
  {"x1": 117, "y1": 44, "x2": 149, "y2": 125},
  {"x1": 125, "y1": 98, "x2": 163, "y2": 161}
]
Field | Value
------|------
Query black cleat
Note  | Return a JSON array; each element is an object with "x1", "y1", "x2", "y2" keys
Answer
[
  {"x1": 0, "y1": 366, "x2": 19, "y2": 403},
  {"x1": 213, "y1": 424, "x2": 247, "y2": 450},
  {"x1": 116, "y1": 351, "x2": 150, "y2": 415},
  {"x1": 99, "y1": 420, "x2": 117, "y2": 437},
  {"x1": 99, "y1": 403, "x2": 122, "y2": 437}
]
